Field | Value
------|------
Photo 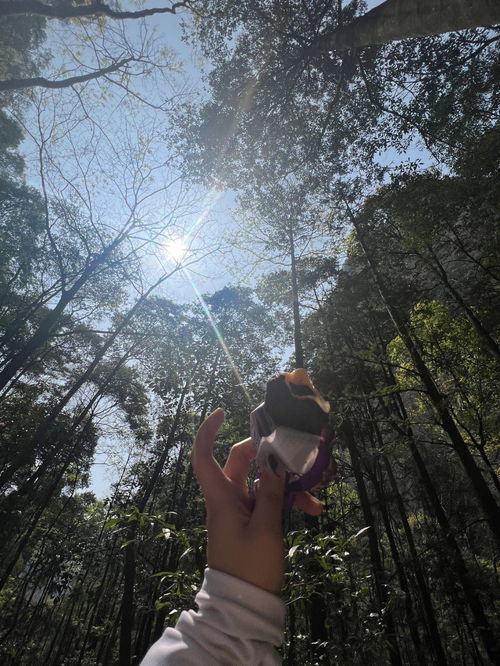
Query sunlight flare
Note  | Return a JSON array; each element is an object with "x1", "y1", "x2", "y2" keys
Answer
[
  {"x1": 163, "y1": 237, "x2": 189, "y2": 262},
  {"x1": 183, "y1": 268, "x2": 251, "y2": 404}
]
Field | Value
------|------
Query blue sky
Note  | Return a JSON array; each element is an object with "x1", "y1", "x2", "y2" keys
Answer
[
  {"x1": 86, "y1": 0, "x2": 425, "y2": 498},
  {"x1": 19, "y1": 0, "x2": 409, "y2": 498}
]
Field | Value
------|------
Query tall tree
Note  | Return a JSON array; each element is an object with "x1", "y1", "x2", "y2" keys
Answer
[{"x1": 310, "y1": 0, "x2": 500, "y2": 51}]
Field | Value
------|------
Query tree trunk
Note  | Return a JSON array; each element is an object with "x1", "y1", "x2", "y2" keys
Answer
[
  {"x1": 0, "y1": 224, "x2": 136, "y2": 396},
  {"x1": 1, "y1": 345, "x2": 135, "y2": 508},
  {"x1": 341, "y1": 318, "x2": 449, "y2": 665},
  {"x1": 0, "y1": 268, "x2": 176, "y2": 491},
  {"x1": 118, "y1": 380, "x2": 189, "y2": 666},
  {"x1": 0, "y1": 0, "x2": 188, "y2": 21},
  {"x1": 289, "y1": 227, "x2": 304, "y2": 368},
  {"x1": 426, "y1": 245, "x2": 500, "y2": 361},
  {"x1": 371, "y1": 323, "x2": 500, "y2": 661},
  {"x1": 344, "y1": 200, "x2": 500, "y2": 545},
  {"x1": 0, "y1": 421, "x2": 93, "y2": 591},
  {"x1": 341, "y1": 419, "x2": 403, "y2": 666},
  {"x1": 381, "y1": 450, "x2": 448, "y2": 666},
  {"x1": 385, "y1": 380, "x2": 499, "y2": 662},
  {"x1": 367, "y1": 451, "x2": 427, "y2": 665},
  {"x1": 118, "y1": 527, "x2": 137, "y2": 666},
  {"x1": 174, "y1": 347, "x2": 221, "y2": 528},
  {"x1": 0, "y1": 287, "x2": 58, "y2": 352},
  {"x1": 312, "y1": 0, "x2": 500, "y2": 53}
]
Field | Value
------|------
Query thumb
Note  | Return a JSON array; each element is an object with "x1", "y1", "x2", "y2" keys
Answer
[
  {"x1": 252, "y1": 455, "x2": 286, "y2": 532},
  {"x1": 191, "y1": 408, "x2": 226, "y2": 495}
]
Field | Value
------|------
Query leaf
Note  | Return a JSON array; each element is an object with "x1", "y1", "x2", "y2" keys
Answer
[
  {"x1": 179, "y1": 547, "x2": 192, "y2": 561},
  {"x1": 288, "y1": 545, "x2": 300, "y2": 558},
  {"x1": 347, "y1": 526, "x2": 371, "y2": 543},
  {"x1": 104, "y1": 517, "x2": 120, "y2": 529},
  {"x1": 120, "y1": 539, "x2": 135, "y2": 549}
]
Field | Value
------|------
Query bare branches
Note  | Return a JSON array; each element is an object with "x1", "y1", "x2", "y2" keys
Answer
[
  {"x1": 0, "y1": 56, "x2": 134, "y2": 92},
  {"x1": 0, "y1": 0, "x2": 192, "y2": 21}
]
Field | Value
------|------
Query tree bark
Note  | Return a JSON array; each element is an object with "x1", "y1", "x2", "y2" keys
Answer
[
  {"x1": 118, "y1": 380, "x2": 189, "y2": 666},
  {"x1": 0, "y1": 0, "x2": 189, "y2": 21},
  {"x1": 289, "y1": 227, "x2": 305, "y2": 368},
  {"x1": 344, "y1": 199, "x2": 500, "y2": 545},
  {"x1": 341, "y1": 419, "x2": 403, "y2": 666},
  {"x1": 310, "y1": 0, "x2": 500, "y2": 53}
]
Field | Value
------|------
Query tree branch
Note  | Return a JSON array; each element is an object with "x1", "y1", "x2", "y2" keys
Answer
[
  {"x1": 0, "y1": 0, "x2": 191, "y2": 21},
  {"x1": 0, "y1": 57, "x2": 134, "y2": 91}
]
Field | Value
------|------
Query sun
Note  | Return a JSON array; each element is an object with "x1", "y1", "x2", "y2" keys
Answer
[{"x1": 163, "y1": 237, "x2": 188, "y2": 262}]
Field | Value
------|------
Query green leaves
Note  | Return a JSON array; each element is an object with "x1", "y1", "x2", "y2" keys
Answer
[{"x1": 347, "y1": 526, "x2": 371, "y2": 542}]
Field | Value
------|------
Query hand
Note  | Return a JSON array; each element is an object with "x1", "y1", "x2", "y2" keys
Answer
[{"x1": 191, "y1": 408, "x2": 323, "y2": 595}]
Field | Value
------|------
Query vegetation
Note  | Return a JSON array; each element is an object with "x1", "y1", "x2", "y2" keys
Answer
[{"x1": 0, "y1": 2, "x2": 498, "y2": 665}]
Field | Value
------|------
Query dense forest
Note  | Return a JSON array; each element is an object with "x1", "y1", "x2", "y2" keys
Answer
[{"x1": 0, "y1": 1, "x2": 499, "y2": 665}]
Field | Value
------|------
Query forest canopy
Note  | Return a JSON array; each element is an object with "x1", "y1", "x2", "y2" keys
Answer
[{"x1": 0, "y1": 2, "x2": 499, "y2": 665}]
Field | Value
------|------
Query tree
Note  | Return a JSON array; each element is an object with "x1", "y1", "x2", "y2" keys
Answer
[
  {"x1": 341, "y1": 195, "x2": 500, "y2": 543},
  {"x1": 182, "y1": 2, "x2": 498, "y2": 188},
  {"x1": 0, "y1": 1, "x2": 187, "y2": 92},
  {"x1": 235, "y1": 179, "x2": 330, "y2": 368},
  {"x1": 0, "y1": 1, "x2": 191, "y2": 21},
  {"x1": 301, "y1": 196, "x2": 499, "y2": 661},
  {"x1": 356, "y1": 166, "x2": 499, "y2": 360},
  {"x1": 309, "y1": 0, "x2": 500, "y2": 52},
  {"x1": 2, "y1": 3, "x2": 499, "y2": 664}
]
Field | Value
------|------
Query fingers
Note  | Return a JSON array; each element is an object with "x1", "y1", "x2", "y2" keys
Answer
[
  {"x1": 191, "y1": 408, "x2": 227, "y2": 498},
  {"x1": 252, "y1": 458, "x2": 286, "y2": 532},
  {"x1": 223, "y1": 438, "x2": 255, "y2": 490},
  {"x1": 293, "y1": 491, "x2": 324, "y2": 516}
]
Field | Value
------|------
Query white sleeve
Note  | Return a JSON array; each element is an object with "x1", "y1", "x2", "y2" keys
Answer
[{"x1": 140, "y1": 568, "x2": 285, "y2": 666}]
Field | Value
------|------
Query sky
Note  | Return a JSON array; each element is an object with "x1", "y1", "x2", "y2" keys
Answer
[
  {"x1": 86, "y1": 0, "x2": 416, "y2": 497},
  {"x1": 139, "y1": 0, "x2": 388, "y2": 299},
  {"x1": 20, "y1": 1, "x2": 404, "y2": 498}
]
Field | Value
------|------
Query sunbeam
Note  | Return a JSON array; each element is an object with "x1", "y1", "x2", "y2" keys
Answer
[{"x1": 183, "y1": 267, "x2": 251, "y2": 405}]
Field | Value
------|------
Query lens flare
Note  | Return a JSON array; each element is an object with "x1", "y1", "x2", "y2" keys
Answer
[
  {"x1": 183, "y1": 268, "x2": 251, "y2": 404},
  {"x1": 164, "y1": 237, "x2": 188, "y2": 262}
]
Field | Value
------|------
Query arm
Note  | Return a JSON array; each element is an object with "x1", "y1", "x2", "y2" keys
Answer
[
  {"x1": 140, "y1": 408, "x2": 288, "y2": 665},
  {"x1": 140, "y1": 568, "x2": 285, "y2": 665}
]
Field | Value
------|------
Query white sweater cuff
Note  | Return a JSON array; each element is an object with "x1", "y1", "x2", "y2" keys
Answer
[
  {"x1": 140, "y1": 568, "x2": 285, "y2": 665},
  {"x1": 185, "y1": 568, "x2": 285, "y2": 645}
]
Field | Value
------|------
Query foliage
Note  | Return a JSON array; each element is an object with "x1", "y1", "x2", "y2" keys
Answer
[{"x1": 0, "y1": 4, "x2": 499, "y2": 666}]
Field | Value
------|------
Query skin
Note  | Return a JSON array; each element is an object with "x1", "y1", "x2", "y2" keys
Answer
[{"x1": 191, "y1": 408, "x2": 323, "y2": 595}]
